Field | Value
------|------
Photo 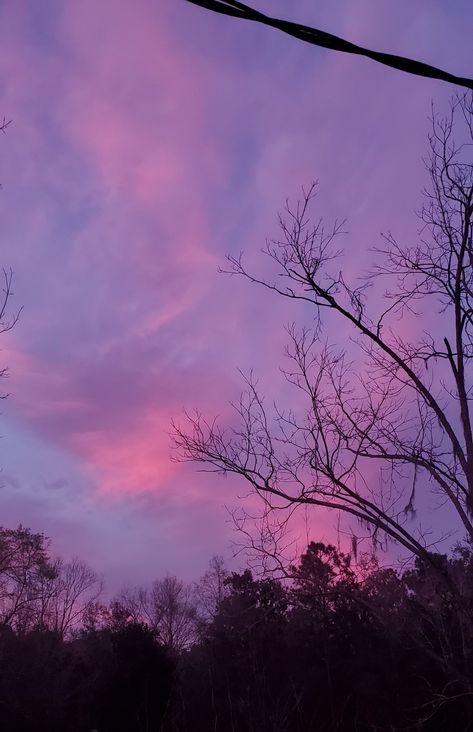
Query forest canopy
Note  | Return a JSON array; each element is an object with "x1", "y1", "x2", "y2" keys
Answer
[{"x1": 1, "y1": 524, "x2": 473, "y2": 730}]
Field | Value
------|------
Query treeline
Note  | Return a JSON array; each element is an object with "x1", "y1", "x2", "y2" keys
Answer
[{"x1": 1, "y1": 527, "x2": 473, "y2": 730}]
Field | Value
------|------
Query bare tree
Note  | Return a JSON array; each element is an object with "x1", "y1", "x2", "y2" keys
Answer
[
  {"x1": 0, "y1": 266, "x2": 21, "y2": 387},
  {"x1": 36, "y1": 557, "x2": 102, "y2": 637},
  {"x1": 194, "y1": 555, "x2": 229, "y2": 621},
  {"x1": 118, "y1": 575, "x2": 199, "y2": 652},
  {"x1": 0, "y1": 526, "x2": 56, "y2": 632},
  {"x1": 173, "y1": 94, "x2": 473, "y2": 590},
  {"x1": 0, "y1": 527, "x2": 101, "y2": 636},
  {"x1": 150, "y1": 575, "x2": 198, "y2": 651},
  {"x1": 0, "y1": 119, "x2": 21, "y2": 395}
]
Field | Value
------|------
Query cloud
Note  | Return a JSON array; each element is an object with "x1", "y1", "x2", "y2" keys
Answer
[{"x1": 1, "y1": 0, "x2": 471, "y2": 584}]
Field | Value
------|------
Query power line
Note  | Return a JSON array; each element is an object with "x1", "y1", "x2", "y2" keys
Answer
[{"x1": 185, "y1": 0, "x2": 473, "y2": 91}]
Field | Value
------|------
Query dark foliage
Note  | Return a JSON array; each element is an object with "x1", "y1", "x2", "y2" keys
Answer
[
  {"x1": 0, "y1": 618, "x2": 175, "y2": 732},
  {"x1": 2, "y1": 534, "x2": 473, "y2": 729},
  {"x1": 175, "y1": 542, "x2": 473, "y2": 732}
]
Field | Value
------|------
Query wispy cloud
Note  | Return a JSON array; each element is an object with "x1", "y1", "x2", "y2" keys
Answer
[{"x1": 0, "y1": 0, "x2": 471, "y2": 582}]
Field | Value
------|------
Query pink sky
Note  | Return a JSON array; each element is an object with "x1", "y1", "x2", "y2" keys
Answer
[{"x1": 0, "y1": 0, "x2": 472, "y2": 589}]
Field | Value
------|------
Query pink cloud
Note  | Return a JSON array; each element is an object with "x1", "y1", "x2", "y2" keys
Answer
[
  {"x1": 3, "y1": 336, "x2": 238, "y2": 493},
  {"x1": 0, "y1": 0, "x2": 471, "y2": 585}
]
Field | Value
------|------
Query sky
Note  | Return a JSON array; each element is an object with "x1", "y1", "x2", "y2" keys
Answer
[{"x1": 0, "y1": 0, "x2": 472, "y2": 590}]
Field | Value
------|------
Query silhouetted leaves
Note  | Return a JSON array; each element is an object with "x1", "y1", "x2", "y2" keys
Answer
[{"x1": 2, "y1": 530, "x2": 473, "y2": 728}]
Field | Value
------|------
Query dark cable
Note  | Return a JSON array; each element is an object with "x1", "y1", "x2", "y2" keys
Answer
[{"x1": 185, "y1": 0, "x2": 473, "y2": 91}]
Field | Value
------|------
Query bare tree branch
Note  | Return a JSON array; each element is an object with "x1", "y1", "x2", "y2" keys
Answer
[{"x1": 173, "y1": 96, "x2": 473, "y2": 595}]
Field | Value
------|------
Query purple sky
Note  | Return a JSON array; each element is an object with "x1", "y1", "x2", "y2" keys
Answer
[{"x1": 0, "y1": 0, "x2": 472, "y2": 590}]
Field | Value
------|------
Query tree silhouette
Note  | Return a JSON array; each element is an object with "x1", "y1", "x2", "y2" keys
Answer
[
  {"x1": 173, "y1": 94, "x2": 473, "y2": 592},
  {"x1": 117, "y1": 574, "x2": 198, "y2": 652},
  {"x1": 2, "y1": 524, "x2": 473, "y2": 728},
  {"x1": 0, "y1": 526, "x2": 56, "y2": 632},
  {"x1": 94, "y1": 622, "x2": 175, "y2": 732}
]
